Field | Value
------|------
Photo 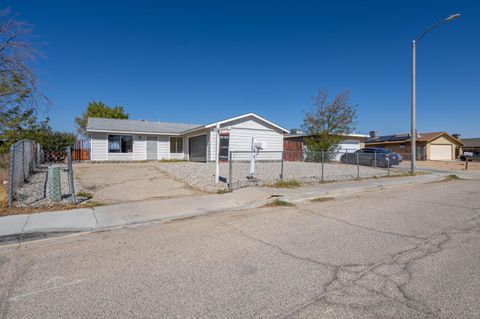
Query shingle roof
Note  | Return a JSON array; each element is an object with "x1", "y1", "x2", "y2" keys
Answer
[
  {"x1": 86, "y1": 118, "x2": 201, "y2": 134},
  {"x1": 461, "y1": 138, "x2": 480, "y2": 148}
]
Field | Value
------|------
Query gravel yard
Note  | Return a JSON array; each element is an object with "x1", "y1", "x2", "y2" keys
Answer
[
  {"x1": 159, "y1": 161, "x2": 401, "y2": 192},
  {"x1": 13, "y1": 165, "x2": 77, "y2": 207}
]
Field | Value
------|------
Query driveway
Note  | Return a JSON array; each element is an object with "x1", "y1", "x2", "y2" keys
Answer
[
  {"x1": 74, "y1": 162, "x2": 199, "y2": 204},
  {"x1": 1, "y1": 178, "x2": 479, "y2": 318}
]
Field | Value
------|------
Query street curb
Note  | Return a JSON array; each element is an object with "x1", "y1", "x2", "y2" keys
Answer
[{"x1": 0, "y1": 173, "x2": 448, "y2": 246}]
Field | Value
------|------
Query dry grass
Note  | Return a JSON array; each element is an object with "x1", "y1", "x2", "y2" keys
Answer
[
  {"x1": 0, "y1": 186, "x2": 7, "y2": 209},
  {"x1": 445, "y1": 174, "x2": 462, "y2": 180},
  {"x1": 263, "y1": 199, "x2": 295, "y2": 207},
  {"x1": 271, "y1": 179, "x2": 301, "y2": 188},
  {"x1": 310, "y1": 197, "x2": 334, "y2": 203},
  {"x1": 0, "y1": 155, "x2": 8, "y2": 209}
]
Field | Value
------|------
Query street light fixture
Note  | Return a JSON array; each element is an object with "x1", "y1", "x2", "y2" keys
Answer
[{"x1": 411, "y1": 13, "x2": 460, "y2": 173}]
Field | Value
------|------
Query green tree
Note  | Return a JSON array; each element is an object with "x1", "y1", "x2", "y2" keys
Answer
[
  {"x1": 302, "y1": 90, "x2": 357, "y2": 153},
  {"x1": 37, "y1": 131, "x2": 75, "y2": 152},
  {"x1": 0, "y1": 106, "x2": 50, "y2": 153},
  {"x1": 75, "y1": 101, "x2": 129, "y2": 136}
]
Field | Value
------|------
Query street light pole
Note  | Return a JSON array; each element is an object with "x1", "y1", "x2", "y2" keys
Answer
[
  {"x1": 411, "y1": 40, "x2": 416, "y2": 173},
  {"x1": 411, "y1": 13, "x2": 460, "y2": 173}
]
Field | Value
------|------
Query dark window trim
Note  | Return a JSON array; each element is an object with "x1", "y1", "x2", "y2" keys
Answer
[
  {"x1": 108, "y1": 134, "x2": 133, "y2": 154},
  {"x1": 170, "y1": 137, "x2": 184, "y2": 153}
]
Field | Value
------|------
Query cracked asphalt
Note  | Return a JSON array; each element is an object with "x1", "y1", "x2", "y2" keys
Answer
[{"x1": 0, "y1": 179, "x2": 479, "y2": 318}]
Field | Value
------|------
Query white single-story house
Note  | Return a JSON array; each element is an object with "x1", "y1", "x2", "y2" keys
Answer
[{"x1": 86, "y1": 113, "x2": 288, "y2": 162}]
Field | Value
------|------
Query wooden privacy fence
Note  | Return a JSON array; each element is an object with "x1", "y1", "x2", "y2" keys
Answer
[
  {"x1": 283, "y1": 138, "x2": 303, "y2": 161},
  {"x1": 72, "y1": 139, "x2": 90, "y2": 161}
]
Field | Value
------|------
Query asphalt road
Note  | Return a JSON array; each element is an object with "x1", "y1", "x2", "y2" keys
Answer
[{"x1": 1, "y1": 178, "x2": 479, "y2": 319}]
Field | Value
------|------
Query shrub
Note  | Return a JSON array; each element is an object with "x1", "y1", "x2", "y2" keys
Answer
[
  {"x1": 265, "y1": 199, "x2": 295, "y2": 207},
  {"x1": 273, "y1": 180, "x2": 301, "y2": 188}
]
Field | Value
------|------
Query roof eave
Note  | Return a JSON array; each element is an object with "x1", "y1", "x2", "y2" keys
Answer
[
  {"x1": 203, "y1": 113, "x2": 289, "y2": 133},
  {"x1": 86, "y1": 129, "x2": 183, "y2": 136}
]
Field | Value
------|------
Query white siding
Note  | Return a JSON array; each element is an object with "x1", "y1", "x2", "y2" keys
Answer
[
  {"x1": 133, "y1": 135, "x2": 146, "y2": 160},
  {"x1": 158, "y1": 136, "x2": 170, "y2": 160},
  {"x1": 223, "y1": 116, "x2": 279, "y2": 131},
  {"x1": 209, "y1": 131, "x2": 216, "y2": 161},
  {"x1": 207, "y1": 116, "x2": 285, "y2": 161},
  {"x1": 108, "y1": 153, "x2": 134, "y2": 161},
  {"x1": 91, "y1": 132, "x2": 107, "y2": 161},
  {"x1": 228, "y1": 128, "x2": 283, "y2": 161}
]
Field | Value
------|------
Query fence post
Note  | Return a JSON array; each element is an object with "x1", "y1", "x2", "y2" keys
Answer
[
  {"x1": 280, "y1": 152, "x2": 284, "y2": 181},
  {"x1": 374, "y1": 150, "x2": 377, "y2": 169},
  {"x1": 228, "y1": 151, "x2": 233, "y2": 192},
  {"x1": 356, "y1": 151, "x2": 360, "y2": 179},
  {"x1": 321, "y1": 151, "x2": 324, "y2": 182},
  {"x1": 21, "y1": 141, "x2": 26, "y2": 182},
  {"x1": 67, "y1": 147, "x2": 77, "y2": 204},
  {"x1": 345, "y1": 149, "x2": 348, "y2": 165},
  {"x1": 7, "y1": 144, "x2": 15, "y2": 208},
  {"x1": 387, "y1": 157, "x2": 390, "y2": 176},
  {"x1": 48, "y1": 165, "x2": 62, "y2": 202}
]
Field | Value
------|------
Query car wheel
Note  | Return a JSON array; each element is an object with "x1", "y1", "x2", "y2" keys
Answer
[{"x1": 370, "y1": 158, "x2": 378, "y2": 167}]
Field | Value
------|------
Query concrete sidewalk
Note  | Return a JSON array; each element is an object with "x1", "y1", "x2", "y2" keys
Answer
[{"x1": 0, "y1": 172, "x2": 448, "y2": 244}]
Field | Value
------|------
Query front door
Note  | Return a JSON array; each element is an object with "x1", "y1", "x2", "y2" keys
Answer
[{"x1": 146, "y1": 136, "x2": 158, "y2": 160}]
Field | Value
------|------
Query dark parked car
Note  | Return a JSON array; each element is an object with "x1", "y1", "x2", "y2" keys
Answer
[
  {"x1": 460, "y1": 151, "x2": 480, "y2": 162},
  {"x1": 340, "y1": 148, "x2": 402, "y2": 167}
]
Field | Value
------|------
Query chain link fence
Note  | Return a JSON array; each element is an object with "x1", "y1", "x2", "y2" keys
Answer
[
  {"x1": 228, "y1": 149, "x2": 406, "y2": 191},
  {"x1": 7, "y1": 140, "x2": 38, "y2": 207},
  {"x1": 7, "y1": 140, "x2": 77, "y2": 208}
]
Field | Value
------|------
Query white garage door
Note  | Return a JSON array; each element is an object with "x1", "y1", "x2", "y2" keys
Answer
[
  {"x1": 335, "y1": 140, "x2": 360, "y2": 161},
  {"x1": 430, "y1": 144, "x2": 452, "y2": 160}
]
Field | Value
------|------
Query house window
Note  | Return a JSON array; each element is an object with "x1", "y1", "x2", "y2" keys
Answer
[
  {"x1": 108, "y1": 135, "x2": 133, "y2": 153},
  {"x1": 170, "y1": 137, "x2": 183, "y2": 153}
]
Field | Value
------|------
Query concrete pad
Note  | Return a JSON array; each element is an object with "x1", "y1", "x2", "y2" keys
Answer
[
  {"x1": 23, "y1": 208, "x2": 97, "y2": 234},
  {"x1": 74, "y1": 162, "x2": 199, "y2": 204},
  {"x1": 0, "y1": 214, "x2": 29, "y2": 237},
  {"x1": 222, "y1": 187, "x2": 273, "y2": 206},
  {"x1": 94, "y1": 194, "x2": 240, "y2": 228}
]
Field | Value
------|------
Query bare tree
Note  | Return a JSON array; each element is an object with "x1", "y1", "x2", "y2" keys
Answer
[
  {"x1": 0, "y1": 8, "x2": 46, "y2": 114},
  {"x1": 302, "y1": 90, "x2": 357, "y2": 152}
]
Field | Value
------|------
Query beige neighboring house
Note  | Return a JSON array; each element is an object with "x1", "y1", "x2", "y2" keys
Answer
[{"x1": 365, "y1": 131, "x2": 464, "y2": 160}]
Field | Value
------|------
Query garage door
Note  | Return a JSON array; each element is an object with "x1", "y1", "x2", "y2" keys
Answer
[
  {"x1": 189, "y1": 135, "x2": 207, "y2": 162},
  {"x1": 430, "y1": 144, "x2": 452, "y2": 160},
  {"x1": 335, "y1": 140, "x2": 360, "y2": 161}
]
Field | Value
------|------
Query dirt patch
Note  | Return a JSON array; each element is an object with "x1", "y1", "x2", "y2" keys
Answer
[
  {"x1": 0, "y1": 202, "x2": 100, "y2": 217},
  {"x1": 0, "y1": 155, "x2": 8, "y2": 209},
  {"x1": 73, "y1": 162, "x2": 200, "y2": 204},
  {"x1": 414, "y1": 160, "x2": 480, "y2": 171}
]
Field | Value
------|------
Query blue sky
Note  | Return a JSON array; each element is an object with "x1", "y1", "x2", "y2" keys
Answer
[{"x1": 4, "y1": 0, "x2": 480, "y2": 137}]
